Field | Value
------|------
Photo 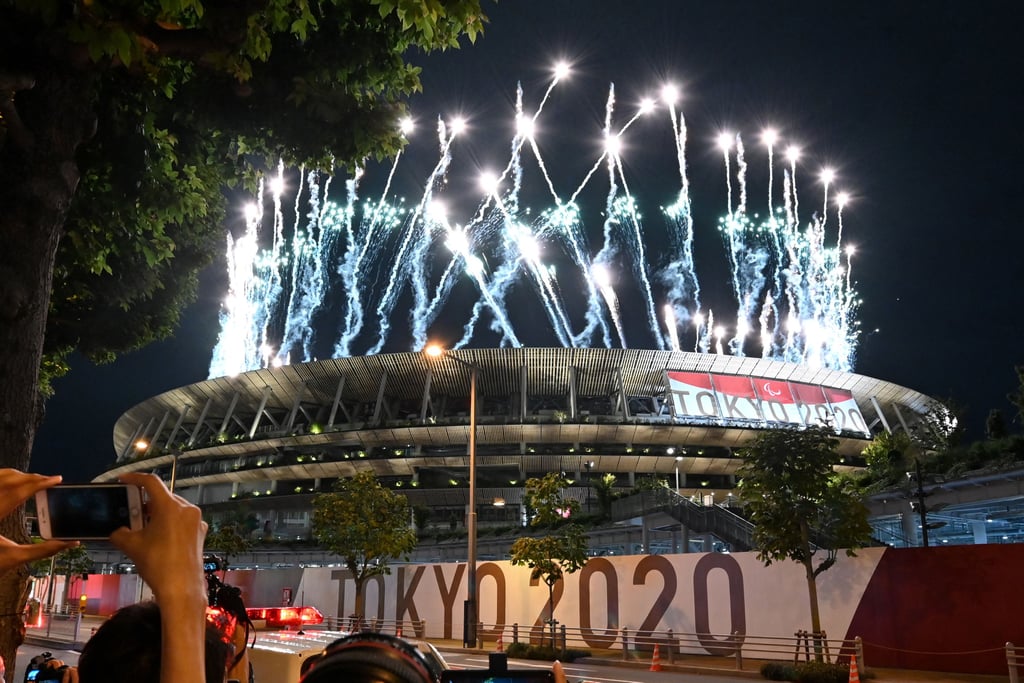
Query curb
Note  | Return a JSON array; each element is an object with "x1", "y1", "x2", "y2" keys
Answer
[{"x1": 23, "y1": 635, "x2": 84, "y2": 652}]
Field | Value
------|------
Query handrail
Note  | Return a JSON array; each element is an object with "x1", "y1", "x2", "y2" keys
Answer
[{"x1": 611, "y1": 489, "x2": 756, "y2": 551}]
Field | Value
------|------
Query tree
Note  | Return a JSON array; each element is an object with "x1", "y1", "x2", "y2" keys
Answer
[
  {"x1": 0, "y1": 1, "x2": 485, "y2": 673},
  {"x1": 204, "y1": 512, "x2": 258, "y2": 568},
  {"x1": 510, "y1": 473, "x2": 588, "y2": 647},
  {"x1": 986, "y1": 409, "x2": 1008, "y2": 440},
  {"x1": 29, "y1": 544, "x2": 93, "y2": 610},
  {"x1": 311, "y1": 471, "x2": 416, "y2": 622},
  {"x1": 1009, "y1": 365, "x2": 1024, "y2": 429},
  {"x1": 737, "y1": 427, "x2": 872, "y2": 659},
  {"x1": 592, "y1": 473, "x2": 617, "y2": 519},
  {"x1": 860, "y1": 429, "x2": 913, "y2": 488},
  {"x1": 909, "y1": 399, "x2": 964, "y2": 452}
]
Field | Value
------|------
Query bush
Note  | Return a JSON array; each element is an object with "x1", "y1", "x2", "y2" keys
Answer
[
  {"x1": 795, "y1": 660, "x2": 850, "y2": 683},
  {"x1": 760, "y1": 660, "x2": 870, "y2": 683},
  {"x1": 760, "y1": 661, "x2": 798, "y2": 680},
  {"x1": 503, "y1": 642, "x2": 590, "y2": 662}
]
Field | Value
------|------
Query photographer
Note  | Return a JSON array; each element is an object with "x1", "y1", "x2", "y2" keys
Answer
[
  {"x1": 105, "y1": 472, "x2": 210, "y2": 682},
  {"x1": 7, "y1": 471, "x2": 211, "y2": 682}
]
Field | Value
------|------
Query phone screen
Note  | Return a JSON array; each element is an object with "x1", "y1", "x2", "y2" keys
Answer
[
  {"x1": 42, "y1": 486, "x2": 137, "y2": 539},
  {"x1": 441, "y1": 671, "x2": 554, "y2": 683}
]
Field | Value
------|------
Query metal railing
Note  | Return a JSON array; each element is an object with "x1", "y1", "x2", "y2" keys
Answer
[
  {"x1": 472, "y1": 621, "x2": 864, "y2": 670},
  {"x1": 1008, "y1": 642, "x2": 1023, "y2": 683},
  {"x1": 612, "y1": 489, "x2": 756, "y2": 551},
  {"x1": 316, "y1": 615, "x2": 427, "y2": 639}
]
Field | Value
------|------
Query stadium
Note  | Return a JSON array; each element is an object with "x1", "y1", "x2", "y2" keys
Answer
[{"x1": 93, "y1": 346, "x2": 980, "y2": 562}]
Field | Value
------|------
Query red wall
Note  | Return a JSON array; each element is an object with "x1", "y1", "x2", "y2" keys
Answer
[{"x1": 844, "y1": 544, "x2": 1024, "y2": 673}]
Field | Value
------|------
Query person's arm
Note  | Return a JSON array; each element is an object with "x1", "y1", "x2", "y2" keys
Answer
[
  {"x1": 0, "y1": 469, "x2": 79, "y2": 574},
  {"x1": 110, "y1": 473, "x2": 209, "y2": 683}
]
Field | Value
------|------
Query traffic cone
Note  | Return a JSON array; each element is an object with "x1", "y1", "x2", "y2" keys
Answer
[
  {"x1": 496, "y1": 634, "x2": 503, "y2": 652},
  {"x1": 849, "y1": 654, "x2": 860, "y2": 683},
  {"x1": 649, "y1": 644, "x2": 662, "y2": 672},
  {"x1": 396, "y1": 626, "x2": 403, "y2": 638}
]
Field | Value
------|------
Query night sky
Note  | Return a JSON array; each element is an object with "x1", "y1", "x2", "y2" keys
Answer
[{"x1": 32, "y1": 1, "x2": 1024, "y2": 482}]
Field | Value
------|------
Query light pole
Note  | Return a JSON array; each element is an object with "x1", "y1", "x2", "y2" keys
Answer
[
  {"x1": 136, "y1": 439, "x2": 181, "y2": 493},
  {"x1": 583, "y1": 460, "x2": 594, "y2": 512},
  {"x1": 673, "y1": 452, "x2": 682, "y2": 494},
  {"x1": 169, "y1": 451, "x2": 181, "y2": 493},
  {"x1": 425, "y1": 344, "x2": 478, "y2": 647}
]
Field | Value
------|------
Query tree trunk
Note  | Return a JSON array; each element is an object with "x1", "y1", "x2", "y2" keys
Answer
[
  {"x1": 547, "y1": 581, "x2": 555, "y2": 647},
  {"x1": 0, "y1": 62, "x2": 95, "y2": 681},
  {"x1": 799, "y1": 520, "x2": 824, "y2": 662},
  {"x1": 353, "y1": 575, "x2": 365, "y2": 630}
]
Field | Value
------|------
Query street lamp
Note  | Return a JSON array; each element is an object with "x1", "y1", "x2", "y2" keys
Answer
[
  {"x1": 425, "y1": 343, "x2": 479, "y2": 647},
  {"x1": 673, "y1": 452, "x2": 683, "y2": 494},
  {"x1": 135, "y1": 439, "x2": 181, "y2": 493}
]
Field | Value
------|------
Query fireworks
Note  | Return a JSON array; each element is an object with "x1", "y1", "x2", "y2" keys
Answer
[{"x1": 208, "y1": 65, "x2": 860, "y2": 378}]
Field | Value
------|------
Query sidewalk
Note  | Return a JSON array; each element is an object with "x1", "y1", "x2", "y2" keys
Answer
[
  {"x1": 410, "y1": 638, "x2": 1010, "y2": 683},
  {"x1": 25, "y1": 618, "x2": 1008, "y2": 683}
]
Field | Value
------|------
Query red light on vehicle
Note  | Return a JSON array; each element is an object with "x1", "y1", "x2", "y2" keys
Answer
[
  {"x1": 298, "y1": 606, "x2": 323, "y2": 624},
  {"x1": 245, "y1": 605, "x2": 324, "y2": 628}
]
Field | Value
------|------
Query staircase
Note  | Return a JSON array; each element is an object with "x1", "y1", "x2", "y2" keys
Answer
[{"x1": 611, "y1": 489, "x2": 755, "y2": 552}]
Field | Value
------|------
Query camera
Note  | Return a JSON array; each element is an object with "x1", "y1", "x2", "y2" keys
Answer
[
  {"x1": 299, "y1": 634, "x2": 554, "y2": 683},
  {"x1": 24, "y1": 652, "x2": 68, "y2": 682},
  {"x1": 204, "y1": 554, "x2": 255, "y2": 683}
]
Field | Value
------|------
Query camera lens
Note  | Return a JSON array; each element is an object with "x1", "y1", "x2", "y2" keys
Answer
[{"x1": 300, "y1": 633, "x2": 439, "y2": 683}]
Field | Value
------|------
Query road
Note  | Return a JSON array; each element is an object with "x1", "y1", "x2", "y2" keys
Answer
[
  {"x1": 442, "y1": 651, "x2": 755, "y2": 683},
  {"x1": 11, "y1": 644, "x2": 752, "y2": 683}
]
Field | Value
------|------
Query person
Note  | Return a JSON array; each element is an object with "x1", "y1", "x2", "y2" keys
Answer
[
  {"x1": 104, "y1": 472, "x2": 211, "y2": 682},
  {"x1": 0, "y1": 470, "x2": 211, "y2": 682},
  {"x1": 77, "y1": 601, "x2": 230, "y2": 683}
]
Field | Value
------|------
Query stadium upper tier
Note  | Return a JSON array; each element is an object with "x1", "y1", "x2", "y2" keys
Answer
[{"x1": 98, "y1": 348, "x2": 938, "y2": 497}]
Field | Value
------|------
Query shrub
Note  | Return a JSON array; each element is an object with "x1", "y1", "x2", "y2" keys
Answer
[
  {"x1": 503, "y1": 642, "x2": 590, "y2": 662},
  {"x1": 795, "y1": 660, "x2": 850, "y2": 683},
  {"x1": 760, "y1": 661, "x2": 798, "y2": 680}
]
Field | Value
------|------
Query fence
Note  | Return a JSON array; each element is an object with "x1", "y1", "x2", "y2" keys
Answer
[
  {"x1": 317, "y1": 615, "x2": 427, "y2": 639},
  {"x1": 318, "y1": 613, "x2": 864, "y2": 672},
  {"x1": 480, "y1": 622, "x2": 863, "y2": 671},
  {"x1": 1008, "y1": 642, "x2": 1023, "y2": 683}
]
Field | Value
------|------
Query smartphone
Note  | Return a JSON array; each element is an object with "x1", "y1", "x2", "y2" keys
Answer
[
  {"x1": 441, "y1": 671, "x2": 554, "y2": 683},
  {"x1": 35, "y1": 484, "x2": 144, "y2": 540}
]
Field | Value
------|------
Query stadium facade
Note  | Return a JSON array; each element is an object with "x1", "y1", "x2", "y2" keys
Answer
[{"x1": 95, "y1": 347, "x2": 965, "y2": 556}]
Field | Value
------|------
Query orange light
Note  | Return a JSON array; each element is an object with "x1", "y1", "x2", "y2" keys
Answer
[{"x1": 205, "y1": 605, "x2": 238, "y2": 641}]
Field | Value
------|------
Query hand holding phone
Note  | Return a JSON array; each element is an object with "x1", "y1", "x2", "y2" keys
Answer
[
  {"x1": 35, "y1": 484, "x2": 145, "y2": 540},
  {"x1": 0, "y1": 469, "x2": 78, "y2": 573}
]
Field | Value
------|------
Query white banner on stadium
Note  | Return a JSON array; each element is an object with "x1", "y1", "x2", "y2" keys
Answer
[{"x1": 666, "y1": 371, "x2": 869, "y2": 436}]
